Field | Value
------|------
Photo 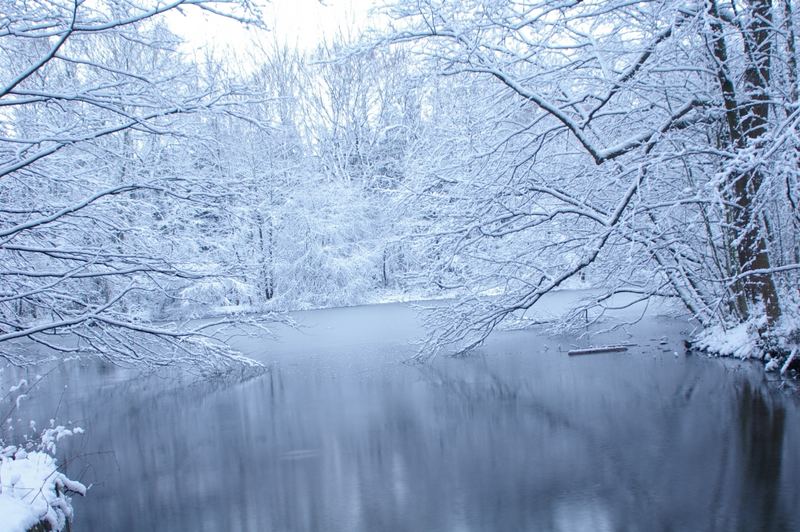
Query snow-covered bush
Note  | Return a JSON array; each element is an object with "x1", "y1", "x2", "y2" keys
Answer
[
  {"x1": 0, "y1": 451, "x2": 86, "y2": 532},
  {"x1": 1, "y1": 377, "x2": 86, "y2": 532}
]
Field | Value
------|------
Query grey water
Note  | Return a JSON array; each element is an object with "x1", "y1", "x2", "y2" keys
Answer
[{"x1": 4, "y1": 302, "x2": 799, "y2": 531}]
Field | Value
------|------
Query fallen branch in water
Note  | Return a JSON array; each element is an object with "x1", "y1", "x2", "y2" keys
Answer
[
  {"x1": 567, "y1": 345, "x2": 632, "y2": 356},
  {"x1": 781, "y1": 349, "x2": 798, "y2": 375}
]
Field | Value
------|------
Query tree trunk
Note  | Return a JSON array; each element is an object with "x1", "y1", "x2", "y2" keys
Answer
[
  {"x1": 706, "y1": 0, "x2": 782, "y2": 327},
  {"x1": 256, "y1": 211, "x2": 275, "y2": 302}
]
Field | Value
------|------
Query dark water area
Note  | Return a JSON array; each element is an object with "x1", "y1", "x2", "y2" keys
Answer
[{"x1": 3, "y1": 302, "x2": 799, "y2": 531}]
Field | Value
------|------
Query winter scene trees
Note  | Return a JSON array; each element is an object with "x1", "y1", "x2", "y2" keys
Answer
[
  {"x1": 380, "y1": 0, "x2": 799, "y2": 360},
  {"x1": 1, "y1": 0, "x2": 800, "y2": 530},
  {"x1": 2, "y1": 0, "x2": 797, "y2": 371},
  {"x1": 0, "y1": 0, "x2": 272, "y2": 370}
]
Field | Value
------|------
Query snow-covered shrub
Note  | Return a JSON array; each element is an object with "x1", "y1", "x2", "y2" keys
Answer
[
  {"x1": 1, "y1": 377, "x2": 86, "y2": 532},
  {"x1": 0, "y1": 451, "x2": 86, "y2": 532}
]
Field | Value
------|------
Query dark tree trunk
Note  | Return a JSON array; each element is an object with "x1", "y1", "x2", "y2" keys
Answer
[
  {"x1": 706, "y1": 0, "x2": 782, "y2": 328},
  {"x1": 256, "y1": 211, "x2": 275, "y2": 302}
]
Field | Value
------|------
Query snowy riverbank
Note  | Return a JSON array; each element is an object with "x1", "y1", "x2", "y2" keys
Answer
[{"x1": 0, "y1": 451, "x2": 85, "y2": 532}]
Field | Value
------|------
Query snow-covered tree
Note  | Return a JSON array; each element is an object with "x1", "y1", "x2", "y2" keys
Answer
[
  {"x1": 379, "y1": 0, "x2": 800, "y2": 360},
  {"x1": 0, "y1": 0, "x2": 267, "y2": 370}
]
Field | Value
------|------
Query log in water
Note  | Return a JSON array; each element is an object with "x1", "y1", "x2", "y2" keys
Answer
[{"x1": 568, "y1": 345, "x2": 631, "y2": 356}]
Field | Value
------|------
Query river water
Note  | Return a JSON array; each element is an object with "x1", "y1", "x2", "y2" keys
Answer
[{"x1": 3, "y1": 302, "x2": 799, "y2": 531}]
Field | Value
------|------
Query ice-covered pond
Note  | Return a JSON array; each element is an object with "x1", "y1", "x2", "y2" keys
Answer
[{"x1": 4, "y1": 301, "x2": 800, "y2": 531}]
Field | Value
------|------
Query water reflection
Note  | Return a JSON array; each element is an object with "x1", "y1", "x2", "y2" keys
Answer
[
  {"x1": 731, "y1": 382, "x2": 790, "y2": 532},
  {"x1": 2, "y1": 306, "x2": 798, "y2": 532}
]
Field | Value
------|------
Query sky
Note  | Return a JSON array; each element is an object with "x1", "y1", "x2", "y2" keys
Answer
[{"x1": 167, "y1": 0, "x2": 374, "y2": 57}]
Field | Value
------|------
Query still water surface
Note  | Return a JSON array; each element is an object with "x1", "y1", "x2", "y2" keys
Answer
[{"x1": 6, "y1": 302, "x2": 799, "y2": 531}]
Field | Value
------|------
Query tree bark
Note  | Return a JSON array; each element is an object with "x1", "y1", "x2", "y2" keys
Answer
[{"x1": 706, "y1": 0, "x2": 782, "y2": 327}]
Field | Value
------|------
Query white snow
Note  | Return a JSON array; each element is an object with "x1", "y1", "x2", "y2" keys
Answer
[
  {"x1": 0, "y1": 452, "x2": 85, "y2": 532},
  {"x1": 0, "y1": 496, "x2": 38, "y2": 532},
  {"x1": 692, "y1": 322, "x2": 759, "y2": 359}
]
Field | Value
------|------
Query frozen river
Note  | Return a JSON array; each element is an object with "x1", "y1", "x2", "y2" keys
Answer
[{"x1": 4, "y1": 301, "x2": 800, "y2": 531}]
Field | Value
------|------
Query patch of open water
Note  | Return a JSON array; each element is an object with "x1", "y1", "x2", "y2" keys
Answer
[{"x1": 3, "y1": 302, "x2": 798, "y2": 531}]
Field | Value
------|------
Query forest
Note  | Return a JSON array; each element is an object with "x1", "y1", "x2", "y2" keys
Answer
[
  {"x1": 3, "y1": 2, "x2": 800, "y2": 531},
  {"x1": 1, "y1": 0, "x2": 799, "y2": 370}
]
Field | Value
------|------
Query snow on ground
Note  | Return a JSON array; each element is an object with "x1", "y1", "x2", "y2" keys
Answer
[
  {"x1": 0, "y1": 452, "x2": 85, "y2": 532},
  {"x1": 692, "y1": 322, "x2": 759, "y2": 359},
  {"x1": 370, "y1": 288, "x2": 459, "y2": 305},
  {"x1": 691, "y1": 318, "x2": 800, "y2": 373}
]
